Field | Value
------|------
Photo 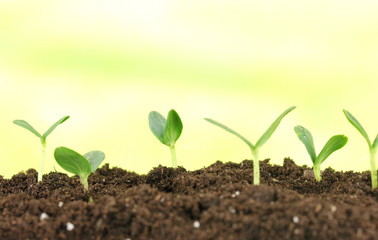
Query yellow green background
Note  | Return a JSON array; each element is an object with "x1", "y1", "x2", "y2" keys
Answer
[{"x1": 0, "y1": 1, "x2": 377, "y2": 178}]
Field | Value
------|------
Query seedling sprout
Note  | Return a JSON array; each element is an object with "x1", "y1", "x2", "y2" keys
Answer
[
  {"x1": 149, "y1": 109, "x2": 183, "y2": 168},
  {"x1": 343, "y1": 110, "x2": 377, "y2": 188},
  {"x1": 54, "y1": 147, "x2": 105, "y2": 192},
  {"x1": 204, "y1": 106, "x2": 296, "y2": 185},
  {"x1": 13, "y1": 115, "x2": 70, "y2": 182},
  {"x1": 294, "y1": 125, "x2": 348, "y2": 181}
]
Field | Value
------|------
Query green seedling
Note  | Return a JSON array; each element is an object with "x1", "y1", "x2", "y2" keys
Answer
[
  {"x1": 294, "y1": 125, "x2": 348, "y2": 182},
  {"x1": 343, "y1": 110, "x2": 377, "y2": 188},
  {"x1": 13, "y1": 115, "x2": 70, "y2": 182},
  {"x1": 54, "y1": 147, "x2": 105, "y2": 192},
  {"x1": 149, "y1": 109, "x2": 183, "y2": 168},
  {"x1": 204, "y1": 106, "x2": 296, "y2": 185}
]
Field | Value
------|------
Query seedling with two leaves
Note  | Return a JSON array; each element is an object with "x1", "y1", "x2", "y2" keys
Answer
[
  {"x1": 343, "y1": 110, "x2": 377, "y2": 188},
  {"x1": 294, "y1": 126, "x2": 348, "y2": 182},
  {"x1": 54, "y1": 147, "x2": 105, "y2": 192},
  {"x1": 149, "y1": 109, "x2": 183, "y2": 168},
  {"x1": 13, "y1": 116, "x2": 70, "y2": 182},
  {"x1": 204, "y1": 106, "x2": 296, "y2": 185}
]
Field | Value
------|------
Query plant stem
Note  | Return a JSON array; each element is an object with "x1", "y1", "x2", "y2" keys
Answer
[
  {"x1": 370, "y1": 148, "x2": 377, "y2": 189},
  {"x1": 252, "y1": 148, "x2": 260, "y2": 185},
  {"x1": 80, "y1": 175, "x2": 89, "y2": 192},
  {"x1": 38, "y1": 141, "x2": 46, "y2": 182},
  {"x1": 313, "y1": 164, "x2": 322, "y2": 181},
  {"x1": 170, "y1": 145, "x2": 177, "y2": 168}
]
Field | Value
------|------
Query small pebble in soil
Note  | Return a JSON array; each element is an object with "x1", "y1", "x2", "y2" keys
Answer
[
  {"x1": 331, "y1": 205, "x2": 337, "y2": 212},
  {"x1": 293, "y1": 216, "x2": 299, "y2": 224},
  {"x1": 40, "y1": 212, "x2": 49, "y2": 221},
  {"x1": 66, "y1": 222, "x2": 75, "y2": 231},
  {"x1": 58, "y1": 202, "x2": 64, "y2": 208},
  {"x1": 193, "y1": 221, "x2": 200, "y2": 228},
  {"x1": 232, "y1": 191, "x2": 240, "y2": 198}
]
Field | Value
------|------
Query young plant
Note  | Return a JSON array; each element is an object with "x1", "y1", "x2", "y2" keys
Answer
[
  {"x1": 204, "y1": 106, "x2": 296, "y2": 185},
  {"x1": 294, "y1": 125, "x2": 348, "y2": 182},
  {"x1": 148, "y1": 109, "x2": 183, "y2": 168},
  {"x1": 13, "y1": 115, "x2": 70, "y2": 182},
  {"x1": 54, "y1": 147, "x2": 105, "y2": 192},
  {"x1": 343, "y1": 110, "x2": 377, "y2": 188}
]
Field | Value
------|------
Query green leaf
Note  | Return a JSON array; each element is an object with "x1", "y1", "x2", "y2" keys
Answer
[
  {"x1": 84, "y1": 151, "x2": 105, "y2": 172},
  {"x1": 372, "y1": 134, "x2": 378, "y2": 149},
  {"x1": 255, "y1": 106, "x2": 296, "y2": 148},
  {"x1": 148, "y1": 111, "x2": 166, "y2": 145},
  {"x1": 294, "y1": 125, "x2": 317, "y2": 164},
  {"x1": 343, "y1": 110, "x2": 371, "y2": 148},
  {"x1": 13, "y1": 120, "x2": 42, "y2": 138},
  {"x1": 42, "y1": 115, "x2": 70, "y2": 139},
  {"x1": 204, "y1": 118, "x2": 254, "y2": 150},
  {"x1": 316, "y1": 135, "x2": 348, "y2": 165},
  {"x1": 54, "y1": 147, "x2": 91, "y2": 176},
  {"x1": 162, "y1": 109, "x2": 183, "y2": 146}
]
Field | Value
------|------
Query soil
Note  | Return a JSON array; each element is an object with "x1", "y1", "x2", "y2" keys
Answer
[{"x1": 0, "y1": 158, "x2": 377, "y2": 240}]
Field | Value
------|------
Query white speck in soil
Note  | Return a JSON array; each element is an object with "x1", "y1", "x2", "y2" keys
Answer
[
  {"x1": 103, "y1": 179, "x2": 106, "y2": 182},
  {"x1": 331, "y1": 205, "x2": 337, "y2": 212},
  {"x1": 293, "y1": 216, "x2": 299, "y2": 224},
  {"x1": 193, "y1": 221, "x2": 200, "y2": 228},
  {"x1": 229, "y1": 207, "x2": 236, "y2": 214},
  {"x1": 235, "y1": 191, "x2": 240, "y2": 196},
  {"x1": 40, "y1": 212, "x2": 49, "y2": 221},
  {"x1": 58, "y1": 202, "x2": 64, "y2": 208},
  {"x1": 66, "y1": 222, "x2": 75, "y2": 231},
  {"x1": 160, "y1": 197, "x2": 165, "y2": 202}
]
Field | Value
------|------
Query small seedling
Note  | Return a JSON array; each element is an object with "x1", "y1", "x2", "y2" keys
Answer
[
  {"x1": 204, "y1": 106, "x2": 296, "y2": 185},
  {"x1": 343, "y1": 110, "x2": 377, "y2": 188},
  {"x1": 54, "y1": 147, "x2": 105, "y2": 192},
  {"x1": 148, "y1": 109, "x2": 183, "y2": 168},
  {"x1": 13, "y1": 115, "x2": 70, "y2": 182},
  {"x1": 294, "y1": 125, "x2": 348, "y2": 182}
]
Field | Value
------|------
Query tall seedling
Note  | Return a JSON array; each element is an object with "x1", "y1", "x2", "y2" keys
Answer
[
  {"x1": 343, "y1": 110, "x2": 377, "y2": 188},
  {"x1": 204, "y1": 106, "x2": 296, "y2": 185},
  {"x1": 149, "y1": 109, "x2": 183, "y2": 168},
  {"x1": 13, "y1": 115, "x2": 70, "y2": 182}
]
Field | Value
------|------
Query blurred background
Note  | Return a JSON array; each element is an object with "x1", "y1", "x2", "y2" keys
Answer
[{"x1": 0, "y1": 0, "x2": 377, "y2": 178}]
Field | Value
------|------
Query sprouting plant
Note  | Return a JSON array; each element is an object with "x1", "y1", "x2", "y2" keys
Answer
[
  {"x1": 343, "y1": 110, "x2": 377, "y2": 189},
  {"x1": 204, "y1": 106, "x2": 296, "y2": 185},
  {"x1": 294, "y1": 125, "x2": 348, "y2": 182},
  {"x1": 13, "y1": 115, "x2": 70, "y2": 182},
  {"x1": 54, "y1": 147, "x2": 105, "y2": 192},
  {"x1": 148, "y1": 109, "x2": 183, "y2": 168}
]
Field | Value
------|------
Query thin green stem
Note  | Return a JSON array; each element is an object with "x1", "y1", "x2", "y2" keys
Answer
[
  {"x1": 38, "y1": 141, "x2": 46, "y2": 182},
  {"x1": 170, "y1": 145, "x2": 177, "y2": 168},
  {"x1": 252, "y1": 148, "x2": 260, "y2": 185},
  {"x1": 313, "y1": 164, "x2": 322, "y2": 182},
  {"x1": 370, "y1": 148, "x2": 377, "y2": 189}
]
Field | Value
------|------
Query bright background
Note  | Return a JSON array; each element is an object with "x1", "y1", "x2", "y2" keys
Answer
[{"x1": 0, "y1": 0, "x2": 377, "y2": 178}]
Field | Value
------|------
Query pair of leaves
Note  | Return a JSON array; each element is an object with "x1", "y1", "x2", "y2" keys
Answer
[
  {"x1": 294, "y1": 125, "x2": 348, "y2": 166},
  {"x1": 54, "y1": 147, "x2": 105, "y2": 177},
  {"x1": 13, "y1": 116, "x2": 70, "y2": 143},
  {"x1": 343, "y1": 110, "x2": 378, "y2": 150},
  {"x1": 149, "y1": 109, "x2": 183, "y2": 147},
  {"x1": 204, "y1": 106, "x2": 296, "y2": 151}
]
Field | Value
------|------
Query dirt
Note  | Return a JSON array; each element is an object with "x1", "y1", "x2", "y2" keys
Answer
[{"x1": 0, "y1": 158, "x2": 377, "y2": 240}]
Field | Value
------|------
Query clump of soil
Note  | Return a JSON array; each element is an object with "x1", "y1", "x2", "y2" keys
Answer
[{"x1": 0, "y1": 158, "x2": 377, "y2": 240}]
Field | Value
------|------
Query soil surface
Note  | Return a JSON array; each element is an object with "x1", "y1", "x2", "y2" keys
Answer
[{"x1": 0, "y1": 158, "x2": 377, "y2": 240}]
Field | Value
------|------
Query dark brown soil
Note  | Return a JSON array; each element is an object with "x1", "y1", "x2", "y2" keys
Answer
[{"x1": 0, "y1": 158, "x2": 377, "y2": 240}]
